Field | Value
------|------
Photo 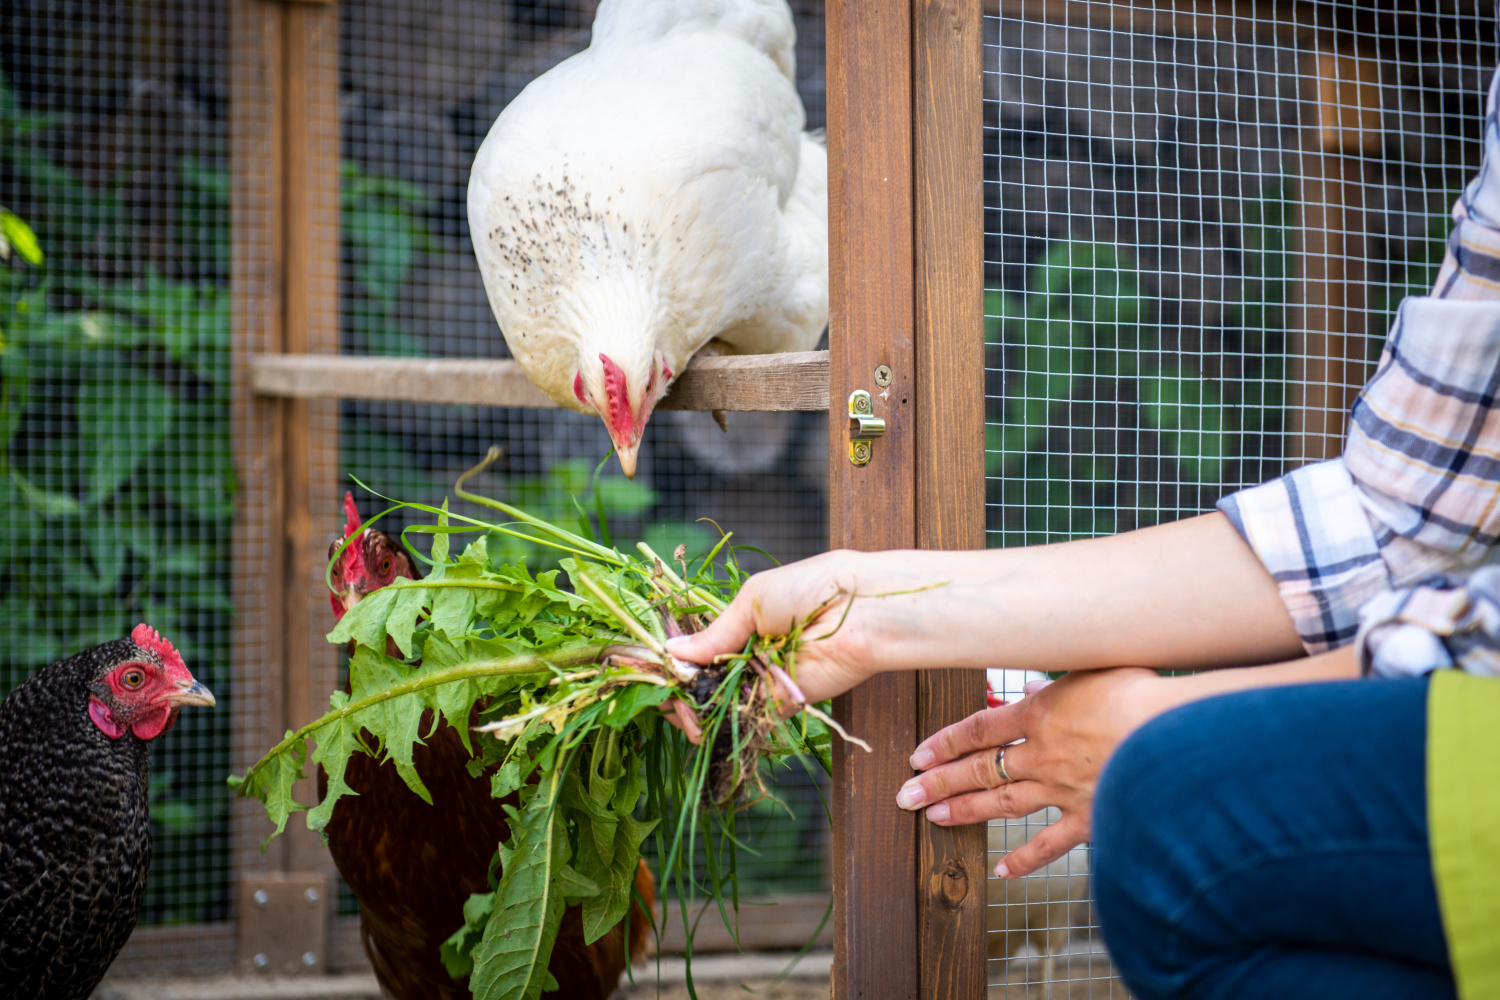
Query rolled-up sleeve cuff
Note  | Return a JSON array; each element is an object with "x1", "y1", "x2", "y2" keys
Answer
[{"x1": 1217, "y1": 459, "x2": 1391, "y2": 654}]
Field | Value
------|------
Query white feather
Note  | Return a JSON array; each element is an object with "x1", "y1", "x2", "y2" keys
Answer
[{"x1": 467, "y1": 0, "x2": 828, "y2": 422}]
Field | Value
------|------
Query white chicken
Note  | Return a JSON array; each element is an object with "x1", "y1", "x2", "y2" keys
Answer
[{"x1": 467, "y1": 0, "x2": 829, "y2": 478}]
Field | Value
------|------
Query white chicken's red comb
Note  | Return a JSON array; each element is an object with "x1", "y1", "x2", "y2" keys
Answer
[{"x1": 132, "y1": 623, "x2": 186, "y2": 673}]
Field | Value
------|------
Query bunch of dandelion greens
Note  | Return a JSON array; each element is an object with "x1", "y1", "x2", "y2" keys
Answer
[{"x1": 228, "y1": 448, "x2": 868, "y2": 1000}]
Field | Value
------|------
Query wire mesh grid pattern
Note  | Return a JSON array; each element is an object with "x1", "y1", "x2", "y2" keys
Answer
[
  {"x1": 322, "y1": 0, "x2": 833, "y2": 914},
  {"x1": 0, "y1": 0, "x2": 832, "y2": 972},
  {"x1": 1, "y1": 0, "x2": 238, "y2": 931},
  {"x1": 983, "y1": 2, "x2": 1495, "y2": 995}
]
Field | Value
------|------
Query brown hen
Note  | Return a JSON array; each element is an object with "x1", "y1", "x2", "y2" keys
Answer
[{"x1": 322, "y1": 493, "x2": 655, "y2": 999}]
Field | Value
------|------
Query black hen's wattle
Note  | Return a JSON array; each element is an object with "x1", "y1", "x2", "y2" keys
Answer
[{"x1": 0, "y1": 640, "x2": 155, "y2": 1000}]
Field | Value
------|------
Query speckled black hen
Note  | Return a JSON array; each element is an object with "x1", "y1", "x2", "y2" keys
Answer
[{"x1": 0, "y1": 625, "x2": 215, "y2": 1000}]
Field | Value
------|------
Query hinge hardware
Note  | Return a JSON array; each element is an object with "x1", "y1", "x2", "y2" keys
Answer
[{"x1": 847, "y1": 390, "x2": 886, "y2": 466}]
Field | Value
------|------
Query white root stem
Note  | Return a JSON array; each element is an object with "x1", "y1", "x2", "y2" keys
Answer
[
  {"x1": 801, "y1": 702, "x2": 873, "y2": 753},
  {"x1": 599, "y1": 673, "x2": 672, "y2": 688},
  {"x1": 767, "y1": 664, "x2": 807, "y2": 706},
  {"x1": 666, "y1": 656, "x2": 701, "y2": 683},
  {"x1": 548, "y1": 669, "x2": 601, "y2": 686}
]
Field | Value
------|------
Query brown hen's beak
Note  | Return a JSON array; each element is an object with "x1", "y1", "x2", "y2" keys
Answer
[{"x1": 167, "y1": 678, "x2": 216, "y2": 707}]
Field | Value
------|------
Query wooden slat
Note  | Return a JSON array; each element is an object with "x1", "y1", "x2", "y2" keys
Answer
[
  {"x1": 989, "y1": 0, "x2": 1308, "y2": 37},
  {"x1": 913, "y1": 0, "x2": 987, "y2": 996},
  {"x1": 230, "y1": 0, "x2": 287, "y2": 885},
  {"x1": 101, "y1": 924, "x2": 238, "y2": 978},
  {"x1": 827, "y1": 0, "x2": 920, "y2": 996},
  {"x1": 279, "y1": 0, "x2": 342, "y2": 886},
  {"x1": 1290, "y1": 48, "x2": 1372, "y2": 467},
  {"x1": 248, "y1": 351, "x2": 832, "y2": 411},
  {"x1": 656, "y1": 894, "x2": 834, "y2": 955},
  {"x1": 326, "y1": 896, "x2": 834, "y2": 974}
]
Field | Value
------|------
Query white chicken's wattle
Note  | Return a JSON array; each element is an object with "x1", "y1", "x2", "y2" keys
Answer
[{"x1": 467, "y1": 0, "x2": 828, "y2": 477}]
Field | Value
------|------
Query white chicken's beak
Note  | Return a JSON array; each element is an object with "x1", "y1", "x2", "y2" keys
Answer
[
  {"x1": 616, "y1": 441, "x2": 640, "y2": 479},
  {"x1": 167, "y1": 677, "x2": 216, "y2": 707}
]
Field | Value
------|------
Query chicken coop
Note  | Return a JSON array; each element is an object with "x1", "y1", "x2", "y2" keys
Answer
[{"x1": 0, "y1": 0, "x2": 1495, "y2": 997}]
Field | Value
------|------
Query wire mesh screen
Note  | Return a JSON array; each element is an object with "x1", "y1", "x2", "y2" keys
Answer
[
  {"x1": 983, "y1": 2, "x2": 1495, "y2": 995},
  {"x1": 324, "y1": 0, "x2": 832, "y2": 916},
  {"x1": 0, "y1": 0, "x2": 236, "y2": 931}
]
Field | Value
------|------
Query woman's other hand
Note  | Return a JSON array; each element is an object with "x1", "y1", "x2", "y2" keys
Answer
[
  {"x1": 899, "y1": 648, "x2": 1362, "y2": 878},
  {"x1": 898, "y1": 668, "x2": 1168, "y2": 878}
]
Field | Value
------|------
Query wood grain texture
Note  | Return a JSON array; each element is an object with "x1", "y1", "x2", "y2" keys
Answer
[
  {"x1": 827, "y1": 0, "x2": 920, "y2": 997},
  {"x1": 280, "y1": 0, "x2": 342, "y2": 882},
  {"x1": 230, "y1": 0, "x2": 287, "y2": 882},
  {"x1": 98, "y1": 925, "x2": 238, "y2": 978},
  {"x1": 1291, "y1": 49, "x2": 1371, "y2": 467},
  {"x1": 248, "y1": 351, "x2": 832, "y2": 411},
  {"x1": 913, "y1": 0, "x2": 986, "y2": 995},
  {"x1": 989, "y1": 0, "x2": 1307, "y2": 37},
  {"x1": 655, "y1": 894, "x2": 834, "y2": 954}
]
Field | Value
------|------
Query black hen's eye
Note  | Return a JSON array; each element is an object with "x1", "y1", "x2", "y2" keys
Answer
[
  {"x1": 378, "y1": 555, "x2": 394, "y2": 578},
  {"x1": 121, "y1": 669, "x2": 145, "y2": 689}
]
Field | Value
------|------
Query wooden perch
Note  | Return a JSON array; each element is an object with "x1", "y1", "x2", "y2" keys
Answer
[{"x1": 249, "y1": 350, "x2": 831, "y2": 412}]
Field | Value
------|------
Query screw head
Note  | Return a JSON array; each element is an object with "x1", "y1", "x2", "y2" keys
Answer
[
  {"x1": 302, "y1": 952, "x2": 318, "y2": 967},
  {"x1": 855, "y1": 395, "x2": 870, "y2": 413},
  {"x1": 252, "y1": 889, "x2": 270, "y2": 907},
  {"x1": 853, "y1": 442, "x2": 871, "y2": 463},
  {"x1": 304, "y1": 887, "x2": 320, "y2": 904},
  {"x1": 875, "y1": 365, "x2": 892, "y2": 387},
  {"x1": 252, "y1": 953, "x2": 269, "y2": 969}
]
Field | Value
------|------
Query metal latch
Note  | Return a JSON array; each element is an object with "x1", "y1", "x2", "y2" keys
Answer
[{"x1": 847, "y1": 390, "x2": 886, "y2": 466}]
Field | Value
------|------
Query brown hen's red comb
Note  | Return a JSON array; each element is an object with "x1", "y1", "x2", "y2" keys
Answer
[
  {"x1": 132, "y1": 623, "x2": 186, "y2": 673},
  {"x1": 343, "y1": 491, "x2": 364, "y2": 540}
]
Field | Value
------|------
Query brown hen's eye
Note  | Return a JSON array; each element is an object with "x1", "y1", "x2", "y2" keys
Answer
[
  {"x1": 378, "y1": 555, "x2": 394, "y2": 577},
  {"x1": 121, "y1": 669, "x2": 145, "y2": 689}
]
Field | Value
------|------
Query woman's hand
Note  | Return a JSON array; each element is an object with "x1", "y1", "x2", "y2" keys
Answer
[
  {"x1": 899, "y1": 648, "x2": 1361, "y2": 878},
  {"x1": 898, "y1": 668, "x2": 1170, "y2": 878}
]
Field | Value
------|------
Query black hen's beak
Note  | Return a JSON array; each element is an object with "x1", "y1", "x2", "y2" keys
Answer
[{"x1": 166, "y1": 677, "x2": 216, "y2": 707}]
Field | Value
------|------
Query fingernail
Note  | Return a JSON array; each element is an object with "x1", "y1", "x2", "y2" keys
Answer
[
  {"x1": 664, "y1": 636, "x2": 691, "y2": 650},
  {"x1": 925, "y1": 802, "x2": 950, "y2": 824},
  {"x1": 909, "y1": 748, "x2": 935, "y2": 770},
  {"x1": 994, "y1": 860, "x2": 1010, "y2": 879},
  {"x1": 895, "y1": 780, "x2": 927, "y2": 810}
]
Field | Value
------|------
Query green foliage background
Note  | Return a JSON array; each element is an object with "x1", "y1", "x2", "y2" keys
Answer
[
  {"x1": 985, "y1": 182, "x2": 1293, "y2": 546},
  {"x1": 0, "y1": 66, "x2": 235, "y2": 921}
]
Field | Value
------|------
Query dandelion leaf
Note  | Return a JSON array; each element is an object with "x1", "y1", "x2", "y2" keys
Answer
[
  {"x1": 470, "y1": 767, "x2": 570, "y2": 1000},
  {"x1": 580, "y1": 812, "x2": 656, "y2": 946},
  {"x1": 601, "y1": 683, "x2": 672, "y2": 730}
]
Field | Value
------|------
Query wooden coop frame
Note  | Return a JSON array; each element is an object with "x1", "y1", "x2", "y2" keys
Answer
[{"x1": 97, "y1": 0, "x2": 1494, "y2": 995}]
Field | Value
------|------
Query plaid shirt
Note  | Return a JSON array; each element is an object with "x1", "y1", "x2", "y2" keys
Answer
[{"x1": 1218, "y1": 65, "x2": 1500, "y2": 663}]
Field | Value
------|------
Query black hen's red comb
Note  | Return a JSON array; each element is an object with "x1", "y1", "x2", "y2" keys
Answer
[{"x1": 132, "y1": 623, "x2": 186, "y2": 673}]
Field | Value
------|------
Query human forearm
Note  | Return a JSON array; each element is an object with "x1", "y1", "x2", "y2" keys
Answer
[
  {"x1": 834, "y1": 511, "x2": 1299, "y2": 674},
  {"x1": 668, "y1": 511, "x2": 1303, "y2": 702},
  {"x1": 1146, "y1": 645, "x2": 1359, "y2": 711}
]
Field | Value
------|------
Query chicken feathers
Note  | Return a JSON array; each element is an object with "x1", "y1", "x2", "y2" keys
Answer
[{"x1": 467, "y1": 0, "x2": 828, "y2": 477}]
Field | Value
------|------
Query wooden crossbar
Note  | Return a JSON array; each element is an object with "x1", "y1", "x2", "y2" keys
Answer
[{"x1": 249, "y1": 350, "x2": 831, "y2": 412}]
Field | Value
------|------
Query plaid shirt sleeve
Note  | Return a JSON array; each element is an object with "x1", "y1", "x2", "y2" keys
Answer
[
  {"x1": 1355, "y1": 567, "x2": 1500, "y2": 678},
  {"x1": 1217, "y1": 65, "x2": 1500, "y2": 655}
]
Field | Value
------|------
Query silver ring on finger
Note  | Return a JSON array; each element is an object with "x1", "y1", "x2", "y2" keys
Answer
[{"x1": 995, "y1": 745, "x2": 1014, "y2": 784}]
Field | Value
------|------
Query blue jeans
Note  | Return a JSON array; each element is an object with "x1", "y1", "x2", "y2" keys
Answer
[{"x1": 1092, "y1": 677, "x2": 1455, "y2": 1000}]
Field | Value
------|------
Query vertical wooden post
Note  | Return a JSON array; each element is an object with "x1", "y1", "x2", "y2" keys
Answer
[
  {"x1": 827, "y1": 0, "x2": 920, "y2": 996},
  {"x1": 280, "y1": 0, "x2": 342, "y2": 883},
  {"x1": 231, "y1": 0, "x2": 288, "y2": 886},
  {"x1": 231, "y1": 0, "x2": 340, "y2": 974},
  {"x1": 912, "y1": 0, "x2": 986, "y2": 996},
  {"x1": 1290, "y1": 49, "x2": 1379, "y2": 466}
]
